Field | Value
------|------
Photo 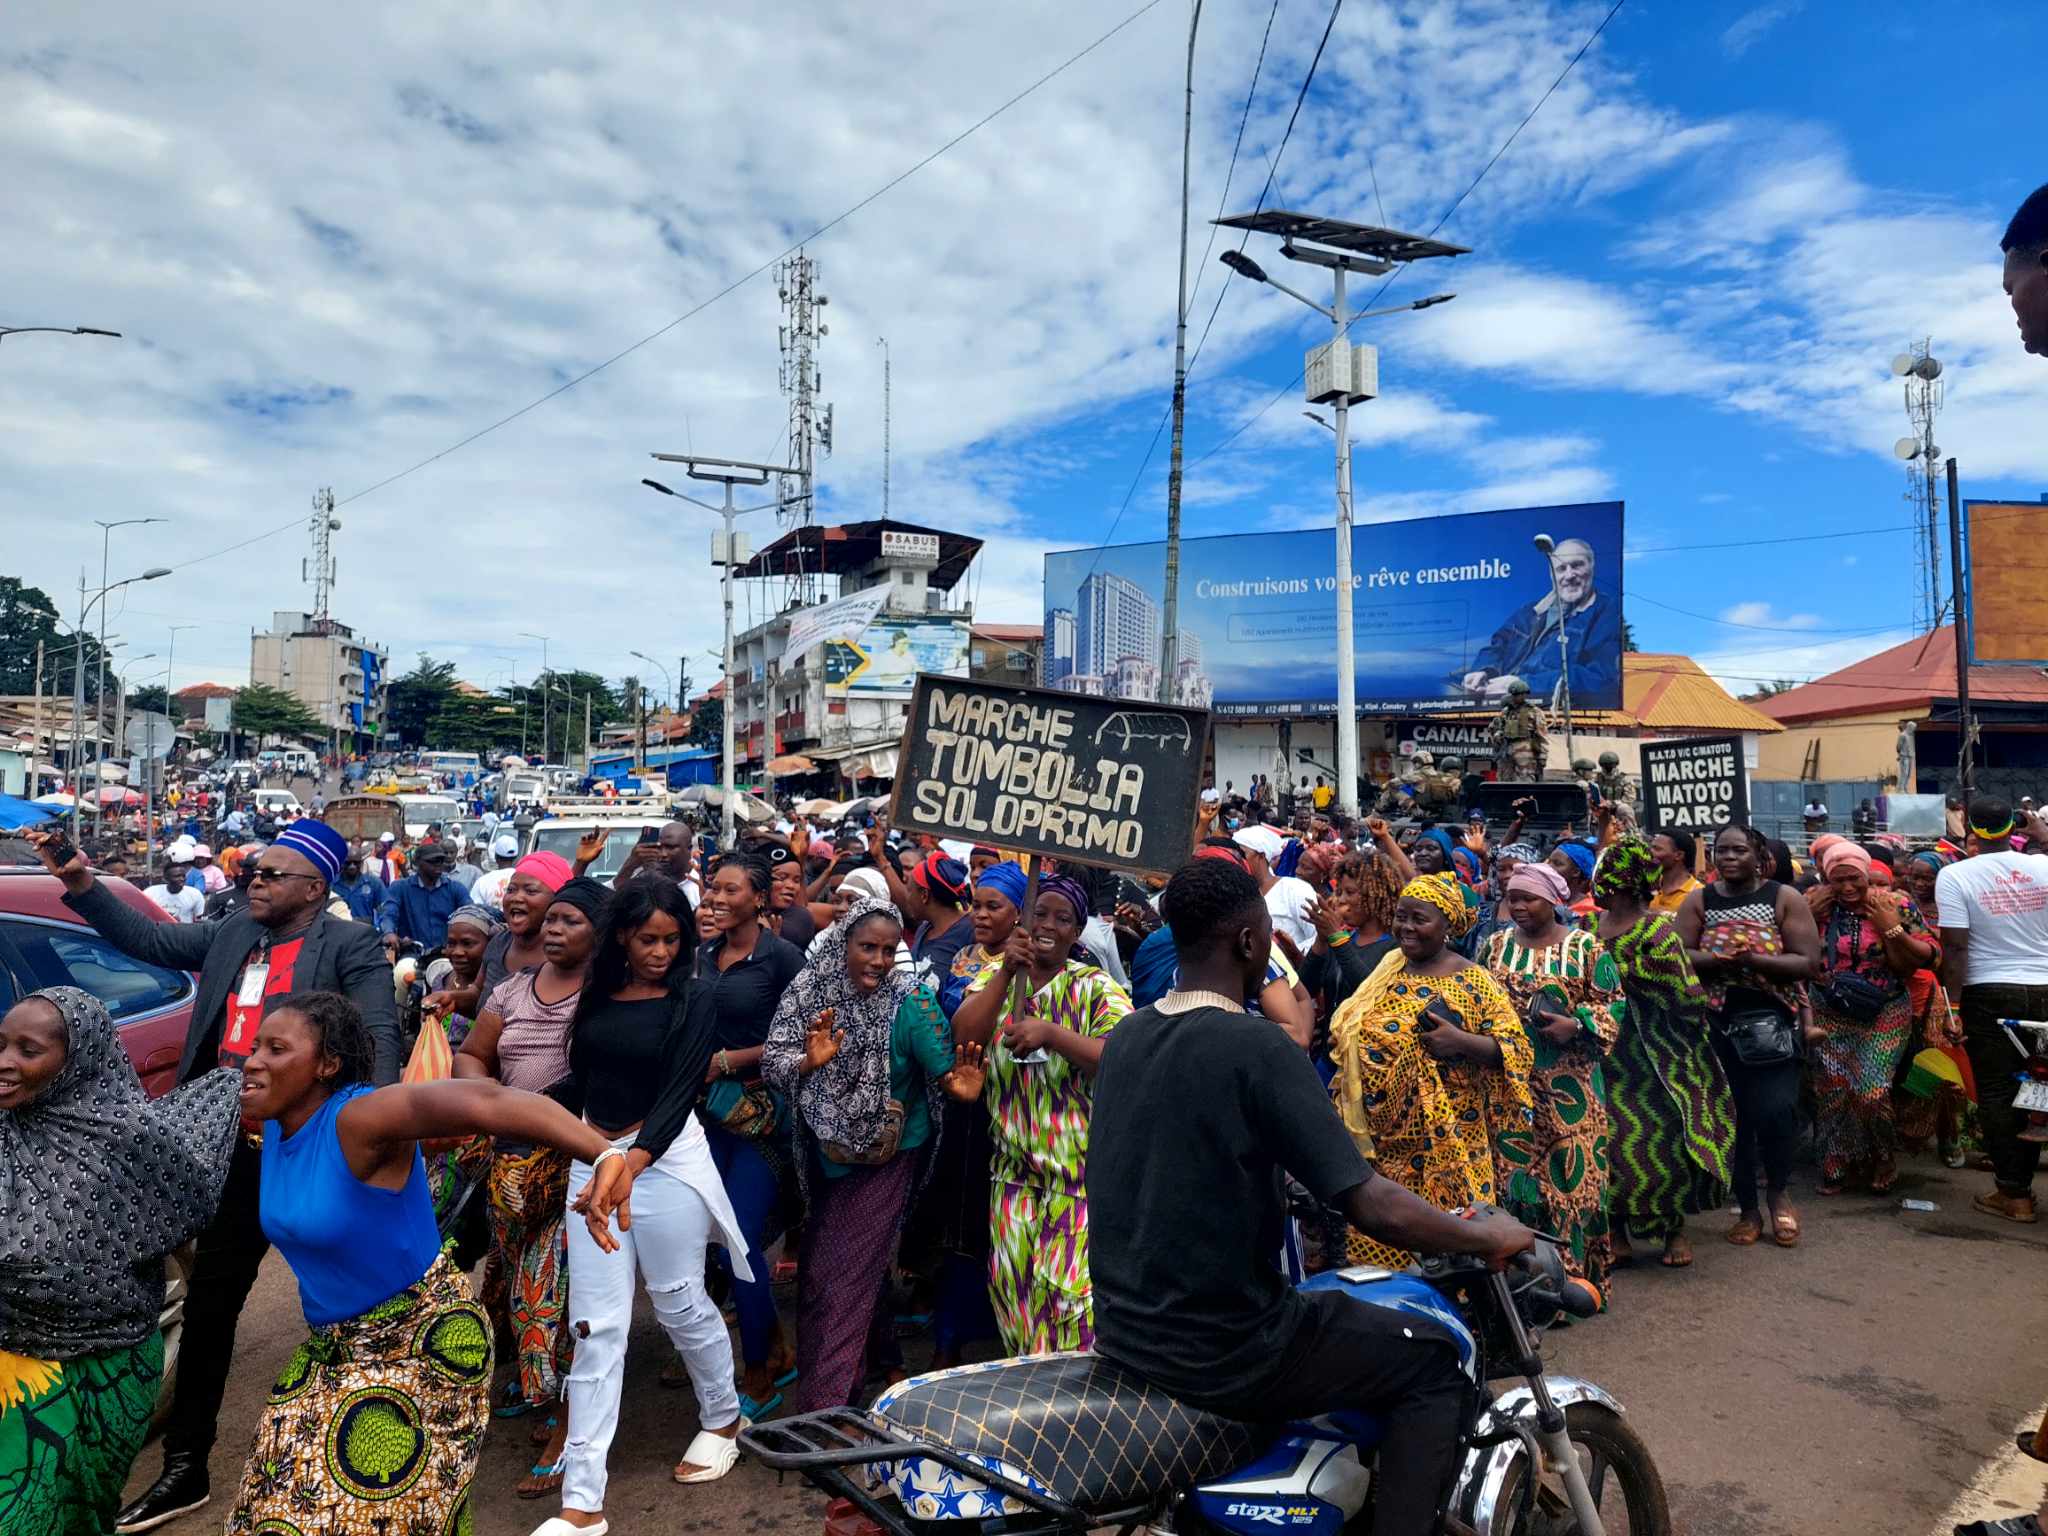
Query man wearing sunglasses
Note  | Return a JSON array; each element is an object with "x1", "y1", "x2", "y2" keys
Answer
[{"x1": 25, "y1": 818, "x2": 399, "y2": 1533}]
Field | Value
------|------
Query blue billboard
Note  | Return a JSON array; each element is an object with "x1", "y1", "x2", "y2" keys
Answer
[{"x1": 1041, "y1": 501, "x2": 1624, "y2": 716}]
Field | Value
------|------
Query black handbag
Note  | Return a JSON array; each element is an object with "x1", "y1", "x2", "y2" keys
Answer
[
  {"x1": 1722, "y1": 1005, "x2": 1799, "y2": 1067},
  {"x1": 1817, "y1": 970, "x2": 1896, "y2": 1023}
]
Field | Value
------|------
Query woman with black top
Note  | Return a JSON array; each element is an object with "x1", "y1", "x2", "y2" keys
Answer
[
  {"x1": 1676, "y1": 824, "x2": 1822, "y2": 1249},
  {"x1": 695, "y1": 854, "x2": 807, "y2": 1418},
  {"x1": 539, "y1": 878, "x2": 750, "y2": 1536}
]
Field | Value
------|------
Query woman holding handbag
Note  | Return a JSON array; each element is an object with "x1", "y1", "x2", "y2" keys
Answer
[
  {"x1": 1676, "y1": 825, "x2": 1822, "y2": 1249},
  {"x1": 694, "y1": 853, "x2": 806, "y2": 1417},
  {"x1": 1807, "y1": 842, "x2": 1939, "y2": 1195}
]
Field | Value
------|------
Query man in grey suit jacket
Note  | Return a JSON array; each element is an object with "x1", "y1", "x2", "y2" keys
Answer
[{"x1": 28, "y1": 823, "x2": 398, "y2": 1533}]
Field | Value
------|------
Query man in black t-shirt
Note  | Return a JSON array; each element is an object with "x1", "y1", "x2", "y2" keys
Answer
[{"x1": 1090, "y1": 858, "x2": 1533, "y2": 1536}]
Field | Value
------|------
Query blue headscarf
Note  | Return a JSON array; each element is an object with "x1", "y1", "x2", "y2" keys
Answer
[
  {"x1": 975, "y1": 861, "x2": 1028, "y2": 912},
  {"x1": 1557, "y1": 840, "x2": 1598, "y2": 880}
]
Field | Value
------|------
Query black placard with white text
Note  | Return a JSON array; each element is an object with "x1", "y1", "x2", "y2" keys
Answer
[
  {"x1": 888, "y1": 675, "x2": 1210, "y2": 876},
  {"x1": 1639, "y1": 734, "x2": 1749, "y2": 834}
]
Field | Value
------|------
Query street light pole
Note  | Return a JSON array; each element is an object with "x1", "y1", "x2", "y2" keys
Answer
[
  {"x1": 92, "y1": 518, "x2": 163, "y2": 833},
  {"x1": 1533, "y1": 534, "x2": 1576, "y2": 764},
  {"x1": 644, "y1": 458, "x2": 802, "y2": 849},
  {"x1": 630, "y1": 651, "x2": 673, "y2": 780},
  {"x1": 1160, "y1": 0, "x2": 1204, "y2": 707},
  {"x1": 68, "y1": 566, "x2": 171, "y2": 841},
  {"x1": 520, "y1": 633, "x2": 550, "y2": 762}
]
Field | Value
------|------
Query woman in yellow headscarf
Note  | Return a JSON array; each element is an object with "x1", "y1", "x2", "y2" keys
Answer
[{"x1": 1330, "y1": 874, "x2": 1540, "y2": 1266}]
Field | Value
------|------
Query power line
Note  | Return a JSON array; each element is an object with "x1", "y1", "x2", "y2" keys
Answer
[
  {"x1": 1086, "y1": 0, "x2": 1342, "y2": 578},
  {"x1": 159, "y1": 0, "x2": 1171, "y2": 577},
  {"x1": 1187, "y1": 0, "x2": 1627, "y2": 472},
  {"x1": 1626, "y1": 590, "x2": 1908, "y2": 635}
]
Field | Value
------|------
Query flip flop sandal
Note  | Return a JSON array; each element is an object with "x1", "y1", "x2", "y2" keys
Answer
[
  {"x1": 737, "y1": 1389, "x2": 784, "y2": 1421},
  {"x1": 1726, "y1": 1216, "x2": 1762, "y2": 1246},
  {"x1": 495, "y1": 1380, "x2": 536, "y2": 1418},
  {"x1": 2016, "y1": 1434, "x2": 2048, "y2": 1464},
  {"x1": 1772, "y1": 1212, "x2": 1801, "y2": 1247},
  {"x1": 530, "y1": 1412, "x2": 560, "y2": 1447},
  {"x1": 674, "y1": 1419, "x2": 749, "y2": 1484},
  {"x1": 516, "y1": 1458, "x2": 566, "y2": 1500}
]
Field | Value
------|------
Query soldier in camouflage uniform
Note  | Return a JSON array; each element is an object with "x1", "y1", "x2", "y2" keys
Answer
[
  {"x1": 1423, "y1": 754, "x2": 1466, "y2": 819},
  {"x1": 1488, "y1": 678, "x2": 1549, "y2": 779},
  {"x1": 1592, "y1": 750, "x2": 1635, "y2": 809},
  {"x1": 1373, "y1": 751, "x2": 1430, "y2": 817}
]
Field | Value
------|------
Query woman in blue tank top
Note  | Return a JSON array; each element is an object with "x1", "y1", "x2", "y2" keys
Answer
[{"x1": 222, "y1": 991, "x2": 633, "y2": 1536}]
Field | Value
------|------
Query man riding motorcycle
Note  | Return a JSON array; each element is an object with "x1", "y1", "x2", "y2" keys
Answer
[{"x1": 1088, "y1": 857, "x2": 1535, "y2": 1536}]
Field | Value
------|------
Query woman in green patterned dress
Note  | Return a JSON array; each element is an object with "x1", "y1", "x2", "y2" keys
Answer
[
  {"x1": 1, "y1": 987, "x2": 240, "y2": 1536},
  {"x1": 1592, "y1": 837, "x2": 1735, "y2": 1269},
  {"x1": 1479, "y1": 861, "x2": 1626, "y2": 1284},
  {"x1": 951, "y1": 874, "x2": 1132, "y2": 1356}
]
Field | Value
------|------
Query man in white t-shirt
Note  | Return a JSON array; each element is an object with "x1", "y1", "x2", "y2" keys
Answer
[
  {"x1": 1233, "y1": 822, "x2": 1318, "y2": 954},
  {"x1": 468, "y1": 833, "x2": 522, "y2": 911},
  {"x1": 1935, "y1": 795, "x2": 2048, "y2": 1223},
  {"x1": 143, "y1": 854, "x2": 207, "y2": 923}
]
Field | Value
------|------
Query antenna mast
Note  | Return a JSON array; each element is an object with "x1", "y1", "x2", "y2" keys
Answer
[
  {"x1": 305, "y1": 487, "x2": 338, "y2": 627},
  {"x1": 1898, "y1": 339, "x2": 1944, "y2": 630},
  {"x1": 775, "y1": 251, "x2": 832, "y2": 608}
]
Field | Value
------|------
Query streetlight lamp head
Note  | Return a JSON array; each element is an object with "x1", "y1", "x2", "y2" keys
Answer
[
  {"x1": 1219, "y1": 249, "x2": 1268, "y2": 285},
  {"x1": 75, "y1": 327, "x2": 122, "y2": 338},
  {"x1": 1532, "y1": 534, "x2": 1556, "y2": 555},
  {"x1": 141, "y1": 567, "x2": 172, "y2": 580},
  {"x1": 1302, "y1": 410, "x2": 1333, "y2": 432},
  {"x1": 642, "y1": 478, "x2": 677, "y2": 496},
  {"x1": 1413, "y1": 293, "x2": 1456, "y2": 310}
]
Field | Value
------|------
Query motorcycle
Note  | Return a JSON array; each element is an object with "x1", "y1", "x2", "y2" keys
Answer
[
  {"x1": 741, "y1": 1237, "x2": 1668, "y2": 1536},
  {"x1": 2001, "y1": 1018, "x2": 2048, "y2": 1142}
]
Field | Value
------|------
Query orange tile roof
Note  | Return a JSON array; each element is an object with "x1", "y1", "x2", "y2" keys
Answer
[
  {"x1": 1424, "y1": 654, "x2": 1781, "y2": 733},
  {"x1": 1757, "y1": 625, "x2": 2048, "y2": 725}
]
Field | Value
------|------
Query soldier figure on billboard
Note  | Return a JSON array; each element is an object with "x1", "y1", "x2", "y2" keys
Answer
[{"x1": 1487, "y1": 678, "x2": 1549, "y2": 779}]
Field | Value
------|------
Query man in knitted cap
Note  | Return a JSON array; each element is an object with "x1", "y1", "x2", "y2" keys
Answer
[{"x1": 24, "y1": 819, "x2": 398, "y2": 1531}]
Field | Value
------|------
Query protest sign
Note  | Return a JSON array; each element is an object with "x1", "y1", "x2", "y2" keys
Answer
[
  {"x1": 888, "y1": 675, "x2": 1209, "y2": 876},
  {"x1": 1639, "y1": 734, "x2": 1748, "y2": 834}
]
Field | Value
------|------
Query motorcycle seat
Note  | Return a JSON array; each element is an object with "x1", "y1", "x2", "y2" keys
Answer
[{"x1": 872, "y1": 1352, "x2": 1257, "y2": 1517}]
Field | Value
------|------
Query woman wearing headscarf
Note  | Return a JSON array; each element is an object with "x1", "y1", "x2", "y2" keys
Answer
[
  {"x1": 951, "y1": 873, "x2": 1134, "y2": 1355},
  {"x1": 762, "y1": 898, "x2": 979, "y2": 1410},
  {"x1": 421, "y1": 905, "x2": 503, "y2": 1267},
  {"x1": 1548, "y1": 840, "x2": 1600, "y2": 923},
  {"x1": 1592, "y1": 838, "x2": 1734, "y2": 1269},
  {"x1": 1479, "y1": 859, "x2": 1626, "y2": 1283},
  {"x1": 1807, "y1": 840, "x2": 1939, "y2": 1195},
  {"x1": 1897, "y1": 848, "x2": 1968, "y2": 1163},
  {"x1": 0, "y1": 988, "x2": 239, "y2": 1536},
  {"x1": 906, "y1": 852, "x2": 975, "y2": 976},
  {"x1": 1327, "y1": 874, "x2": 1538, "y2": 1268},
  {"x1": 454, "y1": 876, "x2": 608, "y2": 1497},
  {"x1": 427, "y1": 850, "x2": 573, "y2": 1020},
  {"x1": 919, "y1": 862, "x2": 1028, "y2": 1368}
]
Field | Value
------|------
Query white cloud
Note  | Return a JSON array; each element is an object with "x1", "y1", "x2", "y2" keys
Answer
[
  {"x1": 1721, "y1": 2, "x2": 1803, "y2": 60},
  {"x1": 1693, "y1": 628, "x2": 1918, "y2": 696},
  {"x1": 1719, "y1": 602, "x2": 1821, "y2": 630}
]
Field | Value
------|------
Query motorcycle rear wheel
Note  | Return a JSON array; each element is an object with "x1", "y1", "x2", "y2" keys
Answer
[{"x1": 1485, "y1": 1402, "x2": 1670, "y2": 1536}]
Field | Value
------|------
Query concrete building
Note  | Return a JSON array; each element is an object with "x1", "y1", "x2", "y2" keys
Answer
[
  {"x1": 1075, "y1": 571, "x2": 1158, "y2": 678},
  {"x1": 970, "y1": 623, "x2": 1043, "y2": 686},
  {"x1": 724, "y1": 520, "x2": 982, "y2": 787},
  {"x1": 248, "y1": 611, "x2": 389, "y2": 744},
  {"x1": 1043, "y1": 608, "x2": 1075, "y2": 686}
]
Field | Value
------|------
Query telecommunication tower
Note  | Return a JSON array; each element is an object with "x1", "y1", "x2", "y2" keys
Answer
[
  {"x1": 1891, "y1": 341, "x2": 1944, "y2": 630},
  {"x1": 775, "y1": 252, "x2": 832, "y2": 607},
  {"x1": 304, "y1": 487, "x2": 339, "y2": 627}
]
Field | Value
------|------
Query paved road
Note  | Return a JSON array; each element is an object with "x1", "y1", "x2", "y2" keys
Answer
[{"x1": 124, "y1": 1161, "x2": 2044, "y2": 1536}]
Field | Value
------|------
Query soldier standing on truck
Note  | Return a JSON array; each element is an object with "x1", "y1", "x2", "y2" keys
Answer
[{"x1": 1488, "y1": 678, "x2": 1550, "y2": 779}]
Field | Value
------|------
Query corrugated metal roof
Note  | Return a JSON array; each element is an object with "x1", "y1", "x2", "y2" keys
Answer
[{"x1": 1757, "y1": 625, "x2": 2048, "y2": 725}]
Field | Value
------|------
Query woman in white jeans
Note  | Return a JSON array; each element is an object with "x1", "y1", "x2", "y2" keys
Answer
[{"x1": 532, "y1": 875, "x2": 752, "y2": 1536}]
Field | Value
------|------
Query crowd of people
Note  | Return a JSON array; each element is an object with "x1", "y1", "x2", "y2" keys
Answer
[{"x1": 5, "y1": 765, "x2": 2048, "y2": 1536}]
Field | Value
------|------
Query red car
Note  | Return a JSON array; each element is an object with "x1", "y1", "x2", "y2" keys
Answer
[{"x1": 0, "y1": 867, "x2": 196, "y2": 1096}]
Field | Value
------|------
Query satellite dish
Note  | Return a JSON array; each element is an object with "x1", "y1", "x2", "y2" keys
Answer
[
  {"x1": 1914, "y1": 356, "x2": 1943, "y2": 380},
  {"x1": 1891, "y1": 353, "x2": 1916, "y2": 377},
  {"x1": 1894, "y1": 437, "x2": 1922, "y2": 461}
]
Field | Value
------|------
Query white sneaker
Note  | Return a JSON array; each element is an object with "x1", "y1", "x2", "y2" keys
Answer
[{"x1": 528, "y1": 1518, "x2": 607, "y2": 1536}]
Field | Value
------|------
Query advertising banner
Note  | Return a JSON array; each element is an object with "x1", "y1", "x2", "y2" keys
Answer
[
  {"x1": 1640, "y1": 734, "x2": 1748, "y2": 834},
  {"x1": 829, "y1": 619, "x2": 970, "y2": 695},
  {"x1": 1042, "y1": 501, "x2": 1624, "y2": 716},
  {"x1": 785, "y1": 587, "x2": 892, "y2": 660},
  {"x1": 889, "y1": 674, "x2": 1209, "y2": 875},
  {"x1": 1964, "y1": 501, "x2": 2048, "y2": 665}
]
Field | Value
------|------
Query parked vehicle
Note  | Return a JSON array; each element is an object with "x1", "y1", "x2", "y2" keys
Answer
[
  {"x1": 251, "y1": 788, "x2": 302, "y2": 819},
  {"x1": 394, "y1": 793, "x2": 463, "y2": 841},
  {"x1": 525, "y1": 813, "x2": 667, "y2": 884},
  {"x1": 744, "y1": 1237, "x2": 1667, "y2": 1536}
]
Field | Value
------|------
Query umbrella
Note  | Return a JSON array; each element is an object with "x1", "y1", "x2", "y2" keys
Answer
[
  {"x1": 31, "y1": 792, "x2": 77, "y2": 808},
  {"x1": 95, "y1": 785, "x2": 144, "y2": 807},
  {"x1": 0, "y1": 794, "x2": 66, "y2": 831}
]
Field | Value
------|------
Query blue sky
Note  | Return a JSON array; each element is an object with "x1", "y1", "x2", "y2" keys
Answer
[{"x1": 4, "y1": 0, "x2": 2045, "y2": 701}]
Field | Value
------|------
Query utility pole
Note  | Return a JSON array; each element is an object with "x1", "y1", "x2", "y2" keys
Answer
[
  {"x1": 645, "y1": 458, "x2": 802, "y2": 848},
  {"x1": 31, "y1": 641, "x2": 43, "y2": 795},
  {"x1": 1161, "y1": 0, "x2": 1203, "y2": 706},
  {"x1": 1947, "y1": 457, "x2": 1974, "y2": 799},
  {"x1": 521, "y1": 633, "x2": 550, "y2": 762}
]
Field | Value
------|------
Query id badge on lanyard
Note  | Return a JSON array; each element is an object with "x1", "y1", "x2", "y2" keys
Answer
[{"x1": 221, "y1": 957, "x2": 270, "y2": 1064}]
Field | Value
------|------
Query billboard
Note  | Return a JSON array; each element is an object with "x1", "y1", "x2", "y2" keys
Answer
[
  {"x1": 1965, "y1": 501, "x2": 2048, "y2": 666},
  {"x1": 1042, "y1": 501, "x2": 1624, "y2": 716},
  {"x1": 826, "y1": 619, "x2": 970, "y2": 695}
]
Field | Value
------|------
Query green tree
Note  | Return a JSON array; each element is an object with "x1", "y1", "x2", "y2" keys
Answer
[
  {"x1": 1740, "y1": 678, "x2": 1798, "y2": 701},
  {"x1": 127, "y1": 683, "x2": 171, "y2": 716},
  {"x1": 688, "y1": 698, "x2": 723, "y2": 749},
  {"x1": 429, "y1": 691, "x2": 524, "y2": 754},
  {"x1": 1621, "y1": 618, "x2": 1640, "y2": 654},
  {"x1": 0, "y1": 575, "x2": 111, "y2": 700},
  {"x1": 385, "y1": 654, "x2": 459, "y2": 747},
  {"x1": 232, "y1": 683, "x2": 320, "y2": 740}
]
